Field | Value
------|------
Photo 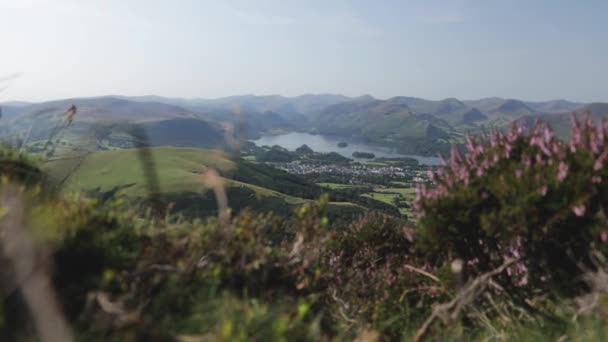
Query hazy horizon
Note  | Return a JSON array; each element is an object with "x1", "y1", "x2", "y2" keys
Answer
[
  {"x1": 0, "y1": 92, "x2": 596, "y2": 105},
  {"x1": 1, "y1": 0, "x2": 607, "y2": 102}
]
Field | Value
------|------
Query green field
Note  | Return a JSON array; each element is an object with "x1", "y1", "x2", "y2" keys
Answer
[
  {"x1": 227, "y1": 179, "x2": 305, "y2": 204},
  {"x1": 361, "y1": 185, "x2": 417, "y2": 218},
  {"x1": 328, "y1": 201, "x2": 360, "y2": 207},
  {"x1": 374, "y1": 187, "x2": 416, "y2": 196},
  {"x1": 361, "y1": 192, "x2": 397, "y2": 205},
  {"x1": 317, "y1": 182, "x2": 363, "y2": 190},
  {"x1": 45, "y1": 147, "x2": 233, "y2": 196},
  {"x1": 44, "y1": 147, "x2": 304, "y2": 205}
]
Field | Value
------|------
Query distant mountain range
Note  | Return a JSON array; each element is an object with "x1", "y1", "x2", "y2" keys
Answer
[
  {"x1": 1, "y1": 94, "x2": 606, "y2": 156},
  {"x1": 0, "y1": 97, "x2": 226, "y2": 151}
]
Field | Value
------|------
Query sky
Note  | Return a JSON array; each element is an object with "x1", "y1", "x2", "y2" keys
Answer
[{"x1": 1, "y1": 0, "x2": 607, "y2": 102}]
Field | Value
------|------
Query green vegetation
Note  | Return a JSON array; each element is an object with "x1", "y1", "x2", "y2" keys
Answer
[
  {"x1": 360, "y1": 160, "x2": 386, "y2": 166},
  {"x1": 375, "y1": 156, "x2": 420, "y2": 166},
  {"x1": 45, "y1": 146, "x2": 234, "y2": 196},
  {"x1": 352, "y1": 151, "x2": 375, "y2": 159},
  {"x1": 359, "y1": 185, "x2": 417, "y2": 218},
  {"x1": 2, "y1": 94, "x2": 598, "y2": 159},
  {"x1": 42, "y1": 146, "x2": 376, "y2": 220},
  {"x1": 317, "y1": 182, "x2": 362, "y2": 190},
  {"x1": 361, "y1": 192, "x2": 397, "y2": 205},
  {"x1": 256, "y1": 146, "x2": 298, "y2": 162},
  {"x1": 295, "y1": 144, "x2": 314, "y2": 154},
  {"x1": 391, "y1": 181, "x2": 410, "y2": 186},
  {"x1": 3, "y1": 96, "x2": 608, "y2": 341},
  {"x1": 2, "y1": 154, "x2": 608, "y2": 340},
  {"x1": 230, "y1": 159, "x2": 324, "y2": 200},
  {"x1": 417, "y1": 119, "x2": 608, "y2": 296},
  {"x1": 251, "y1": 144, "x2": 351, "y2": 164},
  {"x1": 362, "y1": 192, "x2": 411, "y2": 217},
  {"x1": 1, "y1": 98, "x2": 228, "y2": 153},
  {"x1": 375, "y1": 186, "x2": 416, "y2": 196}
]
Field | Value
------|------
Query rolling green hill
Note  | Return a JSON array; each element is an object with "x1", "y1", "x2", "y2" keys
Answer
[
  {"x1": 42, "y1": 146, "x2": 367, "y2": 218},
  {"x1": 314, "y1": 96, "x2": 449, "y2": 138},
  {"x1": 44, "y1": 146, "x2": 312, "y2": 201},
  {"x1": 0, "y1": 97, "x2": 229, "y2": 151},
  {"x1": 312, "y1": 96, "x2": 458, "y2": 155},
  {"x1": 309, "y1": 95, "x2": 597, "y2": 155},
  {"x1": 44, "y1": 147, "x2": 235, "y2": 196},
  {"x1": 3, "y1": 95, "x2": 602, "y2": 159},
  {"x1": 520, "y1": 103, "x2": 608, "y2": 139},
  {"x1": 115, "y1": 94, "x2": 354, "y2": 137},
  {"x1": 525, "y1": 99, "x2": 584, "y2": 113}
]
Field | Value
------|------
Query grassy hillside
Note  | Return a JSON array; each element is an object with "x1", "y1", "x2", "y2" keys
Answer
[
  {"x1": 0, "y1": 97, "x2": 228, "y2": 152},
  {"x1": 45, "y1": 147, "x2": 235, "y2": 196},
  {"x1": 315, "y1": 97, "x2": 452, "y2": 138},
  {"x1": 525, "y1": 99, "x2": 584, "y2": 113},
  {"x1": 44, "y1": 147, "x2": 367, "y2": 218},
  {"x1": 6, "y1": 95, "x2": 600, "y2": 160},
  {"x1": 43, "y1": 146, "x2": 377, "y2": 221},
  {"x1": 11, "y1": 97, "x2": 195, "y2": 123},
  {"x1": 520, "y1": 102, "x2": 608, "y2": 139}
]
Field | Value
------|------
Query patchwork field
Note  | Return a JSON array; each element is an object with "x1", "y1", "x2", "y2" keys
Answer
[{"x1": 361, "y1": 185, "x2": 417, "y2": 218}]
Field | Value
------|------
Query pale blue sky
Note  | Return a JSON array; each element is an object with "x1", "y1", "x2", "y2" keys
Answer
[{"x1": 1, "y1": 0, "x2": 607, "y2": 102}]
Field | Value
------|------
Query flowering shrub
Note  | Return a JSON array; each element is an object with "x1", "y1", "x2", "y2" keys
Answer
[
  {"x1": 321, "y1": 213, "x2": 441, "y2": 339},
  {"x1": 415, "y1": 115, "x2": 608, "y2": 294}
]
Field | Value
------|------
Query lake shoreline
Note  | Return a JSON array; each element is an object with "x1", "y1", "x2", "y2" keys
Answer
[{"x1": 250, "y1": 132, "x2": 443, "y2": 166}]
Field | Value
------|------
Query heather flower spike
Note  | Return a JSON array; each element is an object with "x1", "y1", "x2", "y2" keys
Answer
[
  {"x1": 415, "y1": 115, "x2": 608, "y2": 224},
  {"x1": 572, "y1": 205, "x2": 586, "y2": 217}
]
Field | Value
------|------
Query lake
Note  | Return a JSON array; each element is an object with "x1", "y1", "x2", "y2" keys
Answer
[{"x1": 250, "y1": 132, "x2": 443, "y2": 166}]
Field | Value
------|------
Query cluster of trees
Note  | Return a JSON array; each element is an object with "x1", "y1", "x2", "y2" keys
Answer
[
  {"x1": 255, "y1": 145, "x2": 298, "y2": 162},
  {"x1": 395, "y1": 136, "x2": 455, "y2": 156},
  {"x1": 230, "y1": 160, "x2": 325, "y2": 200},
  {"x1": 352, "y1": 151, "x2": 375, "y2": 159},
  {"x1": 250, "y1": 144, "x2": 351, "y2": 164},
  {"x1": 375, "y1": 156, "x2": 420, "y2": 167}
]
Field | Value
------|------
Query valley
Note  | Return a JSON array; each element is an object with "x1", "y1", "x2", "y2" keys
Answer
[
  {"x1": 250, "y1": 131, "x2": 443, "y2": 164},
  {"x1": 41, "y1": 141, "x2": 428, "y2": 222},
  {"x1": 3, "y1": 94, "x2": 608, "y2": 341},
  {"x1": 2, "y1": 93, "x2": 606, "y2": 224},
  {"x1": 3, "y1": 94, "x2": 606, "y2": 160}
]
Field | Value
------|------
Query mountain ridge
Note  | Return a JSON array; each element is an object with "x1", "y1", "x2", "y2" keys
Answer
[{"x1": 1, "y1": 94, "x2": 604, "y2": 156}]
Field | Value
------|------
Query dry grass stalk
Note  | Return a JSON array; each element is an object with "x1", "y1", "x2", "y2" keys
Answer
[
  {"x1": 0, "y1": 184, "x2": 73, "y2": 342},
  {"x1": 413, "y1": 258, "x2": 518, "y2": 342},
  {"x1": 200, "y1": 168, "x2": 229, "y2": 225}
]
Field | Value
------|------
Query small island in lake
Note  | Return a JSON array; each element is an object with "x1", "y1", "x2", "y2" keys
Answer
[
  {"x1": 337, "y1": 142, "x2": 348, "y2": 148},
  {"x1": 352, "y1": 151, "x2": 375, "y2": 159}
]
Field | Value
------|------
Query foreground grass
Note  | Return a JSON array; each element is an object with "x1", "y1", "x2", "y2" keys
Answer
[{"x1": 2, "y1": 147, "x2": 608, "y2": 341}]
